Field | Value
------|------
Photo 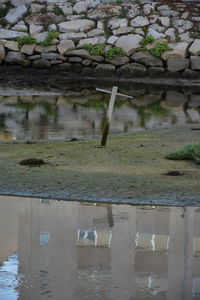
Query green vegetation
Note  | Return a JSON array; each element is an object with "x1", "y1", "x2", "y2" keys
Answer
[
  {"x1": 119, "y1": 6, "x2": 128, "y2": 18},
  {"x1": 16, "y1": 36, "x2": 37, "y2": 48},
  {"x1": 166, "y1": 143, "x2": 200, "y2": 164},
  {"x1": 140, "y1": 35, "x2": 155, "y2": 47},
  {"x1": 81, "y1": 98, "x2": 125, "y2": 109},
  {"x1": 0, "y1": 7, "x2": 8, "y2": 18},
  {"x1": 148, "y1": 42, "x2": 171, "y2": 58},
  {"x1": 103, "y1": 18, "x2": 113, "y2": 39},
  {"x1": 84, "y1": 43, "x2": 126, "y2": 59},
  {"x1": 53, "y1": 5, "x2": 63, "y2": 15},
  {"x1": 116, "y1": 0, "x2": 124, "y2": 4},
  {"x1": 40, "y1": 30, "x2": 59, "y2": 47}
]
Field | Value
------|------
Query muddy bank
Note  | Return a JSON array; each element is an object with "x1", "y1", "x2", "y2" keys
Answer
[
  {"x1": 2, "y1": 66, "x2": 200, "y2": 94},
  {"x1": 0, "y1": 125, "x2": 200, "y2": 206}
]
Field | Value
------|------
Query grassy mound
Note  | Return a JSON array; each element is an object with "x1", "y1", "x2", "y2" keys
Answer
[{"x1": 166, "y1": 143, "x2": 200, "y2": 164}]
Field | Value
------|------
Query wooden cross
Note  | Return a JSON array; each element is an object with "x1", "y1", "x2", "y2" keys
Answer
[{"x1": 96, "y1": 86, "x2": 134, "y2": 146}]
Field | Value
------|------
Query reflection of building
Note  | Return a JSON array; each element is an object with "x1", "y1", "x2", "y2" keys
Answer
[{"x1": 0, "y1": 196, "x2": 200, "y2": 299}]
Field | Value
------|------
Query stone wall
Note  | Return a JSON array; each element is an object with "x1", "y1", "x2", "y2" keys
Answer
[{"x1": 1, "y1": 0, "x2": 200, "y2": 79}]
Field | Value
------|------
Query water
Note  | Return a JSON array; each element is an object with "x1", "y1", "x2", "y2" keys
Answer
[
  {"x1": 0, "y1": 196, "x2": 200, "y2": 300},
  {"x1": 0, "y1": 87, "x2": 199, "y2": 141}
]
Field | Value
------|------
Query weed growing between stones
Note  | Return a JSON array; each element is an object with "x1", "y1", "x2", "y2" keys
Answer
[
  {"x1": 140, "y1": 35, "x2": 155, "y2": 47},
  {"x1": 53, "y1": 5, "x2": 64, "y2": 16},
  {"x1": 0, "y1": 7, "x2": 8, "y2": 18},
  {"x1": 16, "y1": 36, "x2": 37, "y2": 48},
  {"x1": 40, "y1": 30, "x2": 59, "y2": 46},
  {"x1": 149, "y1": 42, "x2": 171, "y2": 58},
  {"x1": 166, "y1": 143, "x2": 200, "y2": 164},
  {"x1": 84, "y1": 44, "x2": 126, "y2": 59}
]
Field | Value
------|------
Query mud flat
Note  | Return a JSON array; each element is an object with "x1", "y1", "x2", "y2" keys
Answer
[{"x1": 0, "y1": 125, "x2": 200, "y2": 206}]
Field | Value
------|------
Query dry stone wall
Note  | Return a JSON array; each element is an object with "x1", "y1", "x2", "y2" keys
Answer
[{"x1": 1, "y1": 0, "x2": 200, "y2": 79}]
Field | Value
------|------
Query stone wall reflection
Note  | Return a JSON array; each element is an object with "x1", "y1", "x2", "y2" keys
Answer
[
  {"x1": 0, "y1": 88, "x2": 199, "y2": 140},
  {"x1": 0, "y1": 197, "x2": 200, "y2": 299}
]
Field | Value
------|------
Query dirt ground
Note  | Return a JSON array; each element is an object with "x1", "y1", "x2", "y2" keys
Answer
[{"x1": 0, "y1": 125, "x2": 200, "y2": 206}]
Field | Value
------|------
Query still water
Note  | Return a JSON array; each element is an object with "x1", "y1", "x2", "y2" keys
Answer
[
  {"x1": 0, "y1": 87, "x2": 200, "y2": 140},
  {"x1": 0, "y1": 196, "x2": 200, "y2": 300}
]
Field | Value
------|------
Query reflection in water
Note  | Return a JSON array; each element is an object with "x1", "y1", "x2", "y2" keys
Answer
[
  {"x1": 0, "y1": 196, "x2": 200, "y2": 299},
  {"x1": 0, "y1": 88, "x2": 200, "y2": 140}
]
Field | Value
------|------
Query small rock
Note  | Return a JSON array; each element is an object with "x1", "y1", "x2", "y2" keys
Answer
[
  {"x1": 35, "y1": 45, "x2": 57, "y2": 53},
  {"x1": 30, "y1": 24, "x2": 44, "y2": 35},
  {"x1": 107, "y1": 35, "x2": 118, "y2": 45},
  {"x1": 87, "y1": 28, "x2": 104, "y2": 38},
  {"x1": 105, "y1": 56, "x2": 129, "y2": 66},
  {"x1": 163, "y1": 170, "x2": 184, "y2": 176},
  {"x1": 131, "y1": 51, "x2": 163, "y2": 67},
  {"x1": 57, "y1": 40, "x2": 75, "y2": 55},
  {"x1": 131, "y1": 16, "x2": 149, "y2": 27},
  {"x1": 162, "y1": 42, "x2": 189, "y2": 59},
  {"x1": 0, "y1": 43, "x2": 5, "y2": 60},
  {"x1": 73, "y1": 1, "x2": 89, "y2": 14},
  {"x1": 33, "y1": 59, "x2": 51, "y2": 68},
  {"x1": 20, "y1": 43, "x2": 36, "y2": 55},
  {"x1": 4, "y1": 41, "x2": 19, "y2": 51}
]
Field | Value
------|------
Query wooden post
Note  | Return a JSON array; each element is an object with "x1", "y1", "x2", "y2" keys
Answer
[
  {"x1": 101, "y1": 86, "x2": 118, "y2": 146},
  {"x1": 96, "y1": 87, "x2": 133, "y2": 147}
]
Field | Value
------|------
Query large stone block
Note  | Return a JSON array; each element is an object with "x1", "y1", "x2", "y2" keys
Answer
[
  {"x1": 58, "y1": 20, "x2": 95, "y2": 33},
  {"x1": 33, "y1": 59, "x2": 51, "y2": 68},
  {"x1": 190, "y1": 56, "x2": 200, "y2": 71},
  {"x1": 131, "y1": 52, "x2": 163, "y2": 67},
  {"x1": 130, "y1": 16, "x2": 149, "y2": 27},
  {"x1": 93, "y1": 64, "x2": 115, "y2": 76},
  {"x1": 162, "y1": 42, "x2": 189, "y2": 59},
  {"x1": 189, "y1": 39, "x2": 200, "y2": 56},
  {"x1": 20, "y1": 44, "x2": 36, "y2": 55},
  {"x1": 105, "y1": 56, "x2": 129, "y2": 66},
  {"x1": 167, "y1": 57, "x2": 189, "y2": 72},
  {"x1": 57, "y1": 40, "x2": 75, "y2": 55},
  {"x1": 166, "y1": 91, "x2": 187, "y2": 105},
  {"x1": 5, "y1": 51, "x2": 25, "y2": 63},
  {"x1": 0, "y1": 29, "x2": 27, "y2": 39},
  {"x1": 115, "y1": 34, "x2": 143, "y2": 56},
  {"x1": 5, "y1": 5, "x2": 27, "y2": 24},
  {"x1": 116, "y1": 63, "x2": 146, "y2": 78}
]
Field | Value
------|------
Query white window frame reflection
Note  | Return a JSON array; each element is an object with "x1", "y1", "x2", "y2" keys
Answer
[
  {"x1": 40, "y1": 232, "x2": 50, "y2": 246},
  {"x1": 135, "y1": 232, "x2": 170, "y2": 251},
  {"x1": 77, "y1": 229, "x2": 112, "y2": 248}
]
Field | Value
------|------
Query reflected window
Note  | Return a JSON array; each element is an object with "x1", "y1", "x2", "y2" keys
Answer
[
  {"x1": 40, "y1": 198, "x2": 52, "y2": 205},
  {"x1": 77, "y1": 229, "x2": 112, "y2": 248},
  {"x1": 135, "y1": 274, "x2": 167, "y2": 296},
  {"x1": 135, "y1": 232, "x2": 169, "y2": 251},
  {"x1": 193, "y1": 278, "x2": 200, "y2": 296},
  {"x1": 194, "y1": 237, "x2": 200, "y2": 255},
  {"x1": 40, "y1": 232, "x2": 50, "y2": 246}
]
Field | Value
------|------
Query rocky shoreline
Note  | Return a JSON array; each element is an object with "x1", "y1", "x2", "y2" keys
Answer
[{"x1": 0, "y1": 0, "x2": 200, "y2": 80}]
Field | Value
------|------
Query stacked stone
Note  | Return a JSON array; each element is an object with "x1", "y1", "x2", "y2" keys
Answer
[{"x1": 0, "y1": 0, "x2": 200, "y2": 78}]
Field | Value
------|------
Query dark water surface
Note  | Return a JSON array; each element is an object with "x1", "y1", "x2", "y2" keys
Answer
[
  {"x1": 0, "y1": 86, "x2": 200, "y2": 140},
  {"x1": 0, "y1": 196, "x2": 200, "y2": 300}
]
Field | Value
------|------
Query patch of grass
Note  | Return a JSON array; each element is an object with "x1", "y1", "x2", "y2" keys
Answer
[
  {"x1": 84, "y1": 43, "x2": 126, "y2": 58},
  {"x1": 84, "y1": 43, "x2": 106, "y2": 56},
  {"x1": 16, "y1": 36, "x2": 37, "y2": 48},
  {"x1": 40, "y1": 30, "x2": 59, "y2": 47},
  {"x1": 166, "y1": 143, "x2": 200, "y2": 164},
  {"x1": 105, "y1": 46, "x2": 126, "y2": 59},
  {"x1": 53, "y1": 5, "x2": 63, "y2": 15},
  {"x1": 0, "y1": 7, "x2": 8, "y2": 18},
  {"x1": 116, "y1": 0, "x2": 124, "y2": 4},
  {"x1": 148, "y1": 42, "x2": 171, "y2": 58},
  {"x1": 118, "y1": 6, "x2": 128, "y2": 18},
  {"x1": 103, "y1": 17, "x2": 113, "y2": 39},
  {"x1": 140, "y1": 35, "x2": 155, "y2": 47}
]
